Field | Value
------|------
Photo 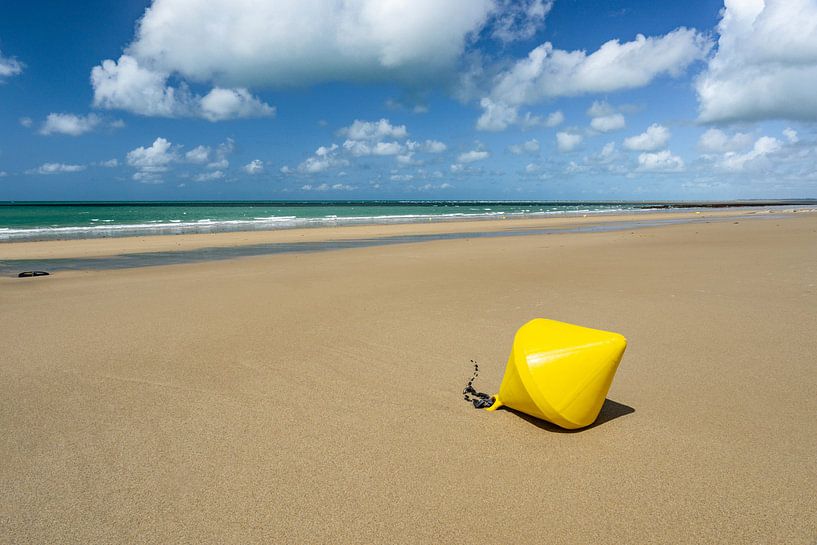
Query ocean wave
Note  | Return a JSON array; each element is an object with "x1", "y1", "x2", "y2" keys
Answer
[{"x1": 0, "y1": 207, "x2": 648, "y2": 242}]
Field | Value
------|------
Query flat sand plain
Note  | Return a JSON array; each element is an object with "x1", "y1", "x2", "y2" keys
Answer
[{"x1": 1, "y1": 210, "x2": 816, "y2": 544}]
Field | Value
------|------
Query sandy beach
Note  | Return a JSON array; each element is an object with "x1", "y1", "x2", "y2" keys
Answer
[{"x1": 1, "y1": 209, "x2": 816, "y2": 544}]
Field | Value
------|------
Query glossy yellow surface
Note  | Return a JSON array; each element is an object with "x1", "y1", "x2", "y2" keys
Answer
[{"x1": 485, "y1": 319, "x2": 626, "y2": 429}]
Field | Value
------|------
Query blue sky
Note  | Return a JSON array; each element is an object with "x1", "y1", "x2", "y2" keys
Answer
[{"x1": 1, "y1": 0, "x2": 816, "y2": 201}]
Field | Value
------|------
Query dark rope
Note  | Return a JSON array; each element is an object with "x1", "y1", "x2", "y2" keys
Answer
[{"x1": 463, "y1": 360, "x2": 495, "y2": 409}]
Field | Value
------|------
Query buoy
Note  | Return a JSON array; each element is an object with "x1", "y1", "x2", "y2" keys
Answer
[
  {"x1": 483, "y1": 318, "x2": 626, "y2": 429},
  {"x1": 18, "y1": 271, "x2": 50, "y2": 278}
]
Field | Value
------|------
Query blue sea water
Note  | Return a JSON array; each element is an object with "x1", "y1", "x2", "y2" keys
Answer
[{"x1": 0, "y1": 200, "x2": 803, "y2": 242}]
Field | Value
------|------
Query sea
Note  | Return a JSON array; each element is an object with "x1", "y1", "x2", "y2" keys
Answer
[{"x1": 0, "y1": 200, "x2": 811, "y2": 242}]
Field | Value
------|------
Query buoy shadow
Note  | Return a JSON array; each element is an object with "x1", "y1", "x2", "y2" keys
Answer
[{"x1": 499, "y1": 398, "x2": 635, "y2": 433}]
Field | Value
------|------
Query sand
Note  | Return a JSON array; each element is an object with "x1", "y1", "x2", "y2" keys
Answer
[{"x1": 1, "y1": 210, "x2": 816, "y2": 544}]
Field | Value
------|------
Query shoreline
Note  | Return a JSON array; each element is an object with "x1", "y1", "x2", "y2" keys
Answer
[{"x1": 2, "y1": 205, "x2": 813, "y2": 263}]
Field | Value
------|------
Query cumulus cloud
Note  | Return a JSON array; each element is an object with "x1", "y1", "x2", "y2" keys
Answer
[
  {"x1": 39, "y1": 113, "x2": 101, "y2": 136},
  {"x1": 193, "y1": 170, "x2": 225, "y2": 182},
  {"x1": 476, "y1": 97, "x2": 520, "y2": 131},
  {"x1": 717, "y1": 135, "x2": 782, "y2": 171},
  {"x1": 783, "y1": 128, "x2": 799, "y2": 144},
  {"x1": 339, "y1": 119, "x2": 407, "y2": 141},
  {"x1": 509, "y1": 138, "x2": 540, "y2": 155},
  {"x1": 343, "y1": 140, "x2": 403, "y2": 157},
  {"x1": 99, "y1": 0, "x2": 494, "y2": 100},
  {"x1": 199, "y1": 88, "x2": 275, "y2": 121},
  {"x1": 457, "y1": 149, "x2": 490, "y2": 163},
  {"x1": 587, "y1": 101, "x2": 626, "y2": 133},
  {"x1": 27, "y1": 163, "x2": 87, "y2": 175},
  {"x1": 298, "y1": 144, "x2": 348, "y2": 173},
  {"x1": 556, "y1": 131, "x2": 582, "y2": 152},
  {"x1": 126, "y1": 137, "x2": 177, "y2": 182},
  {"x1": 697, "y1": 128, "x2": 754, "y2": 153},
  {"x1": 243, "y1": 159, "x2": 264, "y2": 174},
  {"x1": 301, "y1": 183, "x2": 355, "y2": 191},
  {"x1": 489, "y1": 0, "x2": 552, "y2": 43},
  {"x1": 623, "y1": 124, "x2": 671, "y2": 151},
  {"x1": 637, "y1": 150, "x2": 684, "y2": 172},
  {"x1": 390, "y1": 173, "x2": 414, "y2": 182},
  {"x1": 697, "y1": 0, "x2": 817, "y2": 123},
  {"x1": 476, "y1": 97, "x2": 562, "y2": 131},
  {"x1": 0, "y1": 49, "x2": 23, "y2": 80},
  {"x1": 91, "y1": 55, "x2": 274, "y2": 120},
  {"x1": 488, "y1": 27, "x2": 711, "y2": 107},
  {"x1": 185, "y1": 145, "x2": 211, "y2": 164},
  {"x1": 98, "y1": 158, "x2": 119, "y2": 168},
  {"x1": 92, "y1": 56, "x2": 192, "y2": 117},
  {"x1": 422, "y1": 139, "x2": 447, "y2": 153}
]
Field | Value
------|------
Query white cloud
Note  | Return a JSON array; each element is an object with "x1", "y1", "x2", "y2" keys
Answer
[
  {"x1": 509, "y1": 138, "x2": 540, "y2": 155},
  {"x1": 457, "y1": 149, "x2": 490, "y2": 163},
  {"x1": 397, "y1": 153, "x2": 416, "y2": 165},
  {"x1": 556, "y1": 131, "x2": 582, "y2": 152},
  {"x1": 115, "y1": 0, "x2": 494, "y2": 90},
  {"x1": 698, "y1": 128, "x2": 754, "y2": 153},
  {"x1": 372, "y1": 142, "x2": 403, "y2": 156},
  {"x1": 543, "y1": 110, "x2": 565, "y2": 127},
  {"x1": 601, "y1": 142, "x2": 616, "y2": 158},
  {"x1": 301, "y1": 183, "x2": 355, "y2": 191},
  {"x1": 476, "y1": 98, "x2": 562, "y2": 131},
  {"x1": 340, "y1": 119, "x2": 408, "y2": 141},
  {"x1": 623, "y1": 124, "x2": 671, "y2": 151},
  {"x1": 450, "y1": 163, "x2": 465, "y2": 173},
  {"x1": 298, "y1": 144, "x2": 348, "y2": 173},
  {"x1": 199, "y1": 87, "x2": 275, "y2": 121},
  {"x1": 342, "y1": 139, "x2": 403, "y2": 157},
  {"x1": 417, "y1": 182, "x2": 453, "y2": 190},
  {"x1": 39, "y1": 113, "x2": 101, "y2": 136},
  {"x1": 99, "y1": 158, "x2": 119, "y2": 168},
  {"x1": 91, "y1": 55, "x2": 274, "y2": 121},
  {"x1": 126, "y1": 137, "x2": 177, "y2": 182},
  {"x1": 0, "y1": 49, "x2": 23, "y2": 80},
  {"x1": 92, "y1": 56, "x2": 191, "y2": 117},
  {"x1": 197, "y1": 139, "x2": 235, "y2": 169},
  {"x1": 19, "y1": 117, "x2": 33, "y2": 128},
  {"x1": 518, "y1": 110, "x2": 564, "y2": 129},
  {"x1": 590, "y1": 113, "x2": 625, "y2": 132},
  {"x1": 185, "y1": 145, "x2": 211, "y2": 164},
  {"x1": 717, "y1": 136, "x2": 782, "y2": 172},
  {"x1": 207, "y1": 159, "x2": 229, "y2": 170},
  {"x1": 193, "y1": 170, "x2": 225, "y2": 181},
  {"x1": 783, "y1": 128, "x2": 799, "y2": 144},
  {"x1": 476, "y1": 97, "x2": 520, "y2": 131},
  {"x1": 390, "y1": 173, "x2": 414, "y2": 182},
  {"x1": 243, "y1": 159, "x2": 264, "y2": 174},
  {"x1": 697, "y1": 0, "x2": 817, "y2": 123},
  {"x1": 489, "y1": 27, "x2": 711, "y2": 106},
  {"x1": 637, "y1": 150, "x2": 684, "y2": 172},
  {"x1": 28, "y1": 163, "x2": 86, "y2": 175},
  {"x1": 423, "y1": 139, "x2": 447, "y2": 153},
  {"x1": 490, "y1": 0, "x2": 552, "y2": 43},
  {"x1": 586, "y1": 101, "x2": 625, "y2": 132}
]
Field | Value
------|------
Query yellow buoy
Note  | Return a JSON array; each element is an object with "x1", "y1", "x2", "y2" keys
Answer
[{"x1": 485, "y1": 318, "x2": 626, "y2": 429}]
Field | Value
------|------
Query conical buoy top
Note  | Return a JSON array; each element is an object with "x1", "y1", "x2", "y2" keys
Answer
[{"x1": 487, "y1": 319, "x2": 626, "y2": 429}]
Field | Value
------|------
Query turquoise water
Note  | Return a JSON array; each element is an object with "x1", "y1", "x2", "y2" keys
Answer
[
  {"x1": 0, "y1": 201, "x2": 658, "y2": 241},
  {"x1": 0, "y1": 200, "x2": 799, "y2": 242}
]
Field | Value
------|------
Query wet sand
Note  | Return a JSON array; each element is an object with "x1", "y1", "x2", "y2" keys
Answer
[{"x1": 1, "y1": 210, "x2": 816, "y2": 544}]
